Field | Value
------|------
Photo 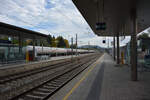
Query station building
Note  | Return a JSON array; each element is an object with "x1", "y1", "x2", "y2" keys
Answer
[{"x1": 0, "y1": 22, "x2": 47, "y2": 64}]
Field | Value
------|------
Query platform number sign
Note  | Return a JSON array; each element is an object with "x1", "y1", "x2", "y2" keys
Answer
[{"x1": 96, "y1": 22, "x2": 106, "y2": 30}]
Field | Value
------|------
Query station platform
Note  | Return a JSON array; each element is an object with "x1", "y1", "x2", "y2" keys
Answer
[
  {"x1": 48, "y1": 53, "x2": 150, "y2": 100},
  {"x1": 0, "y1": 54, "x2": 93, "y2": 77},
  {"x1": 0, "y1": 54, "x2": 89, "y2": 69}
]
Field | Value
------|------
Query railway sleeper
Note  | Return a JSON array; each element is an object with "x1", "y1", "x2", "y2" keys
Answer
[
  {"x1": 3, "y1": 54, "x2": 100, "y2": 100},
  {"x1": 32, "y1": 91, "x2": 50, "y2": 96},
  {"x1": 37, "y1": 88, "x2": 55, "y2": 93},
  {"x1": 38, "y1": 88, "x2": 53, "y2": 92},
  {"x1": 25, "y1": 94, "x2": 44, "y2": 100}
]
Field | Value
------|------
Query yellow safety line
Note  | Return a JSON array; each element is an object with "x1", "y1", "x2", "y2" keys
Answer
[{"x1": 62, "y1": 54, "x2": 104, "y2": 100}]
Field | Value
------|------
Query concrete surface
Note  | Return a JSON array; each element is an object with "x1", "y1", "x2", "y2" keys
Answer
[
  {"x1": 48, "y1": 54, "x2": 105, "y2": 100},
  {"x1": 0, "y1": 54, "x2": 93, "y2": 77},
  {"x1": 48, "y1": 53, "x2": 150, "y2": 100},
  {"x1": 0, "y1": 54, "x2": 89, "y2": 69}
]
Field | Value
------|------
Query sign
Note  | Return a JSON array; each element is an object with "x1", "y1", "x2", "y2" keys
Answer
[
  {"x1": 96, "y1": 22, "x2": 106, "y2": 30},
  {"x1": 0, "y1": 40, "x2": 11, "y2": 44}
]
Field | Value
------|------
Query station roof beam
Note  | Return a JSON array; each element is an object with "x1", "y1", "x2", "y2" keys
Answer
[
  {"x1": 0, "y1": 22, "x2": 47, "y2": 39},
  {"x1": 72, "y1": 0, "x2": 150, "y2": 36}
]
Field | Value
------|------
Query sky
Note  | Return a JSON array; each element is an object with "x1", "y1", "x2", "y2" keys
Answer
[{"x1": 0, "y1": 0, "x2": 131, "y2": 48}]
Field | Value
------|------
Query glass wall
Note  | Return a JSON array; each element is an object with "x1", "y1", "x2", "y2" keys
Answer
[
  {"x1": 137, "y1": 38, "x2": 150, "y2": 71},
  {"x1": 122, "y1": 38, "x2": 150, "y2": 72},
  {"x1": 0, "y1": 44, "x2": 26, "y2": 64},
  {"x1": 0, "y1": 34, "x2": 27, "y2": 65},
  {"x1": 124, "y1": 43, "x2": 130, "y2": 65}
]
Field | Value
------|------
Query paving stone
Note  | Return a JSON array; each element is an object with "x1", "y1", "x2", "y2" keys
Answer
[{"x1": 100, "y1": 54, "x2": 150, "y2": 100}]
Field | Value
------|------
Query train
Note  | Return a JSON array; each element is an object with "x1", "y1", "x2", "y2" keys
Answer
[
  {"x1": 26, "y1": 46, "x2": 95, "y2": 61},
  {"x1": 0, "y1": 45, "x2": 96, "y2": 63}
]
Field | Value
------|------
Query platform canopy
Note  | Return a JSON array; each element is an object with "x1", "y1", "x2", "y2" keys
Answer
[
  {"x1": 72, "y1": 0, "x2": 150, "y2": 36},
  {"x1": 0, "y1": 22, "x2": 47, "y2": 39}
]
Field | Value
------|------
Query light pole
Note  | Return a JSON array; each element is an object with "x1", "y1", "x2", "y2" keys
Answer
[
  {"x1": 71, "y1": 37, "x2": 73, "y2": 61},
  {"x1": 76, "y1": 34, "x2": 78, "y2": 56}
]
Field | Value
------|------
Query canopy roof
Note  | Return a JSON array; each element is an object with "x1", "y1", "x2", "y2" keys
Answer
[
  {"x1": 72, "y1": 0, "x2": 150, "y2": 36},
  {"x1": 0, "y1": 22, "x2": 47, "y2": 39}
]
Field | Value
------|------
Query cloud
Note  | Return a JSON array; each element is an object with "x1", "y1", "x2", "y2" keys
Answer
[{"x1": 0, "y1": 0, "x2": 131, "y2": 47}]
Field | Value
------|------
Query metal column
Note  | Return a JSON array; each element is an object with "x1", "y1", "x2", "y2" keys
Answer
[
  {"x1": 71, "y1": 37, "x2": 73, "y2": 58},
  {"x1": 113, "y1": 36, "x2": 116, "y2": 61},
  {"x1": 117, "y1": 33, "x2": 120, "y2": 64},
  {"x1": 76, "y1": 34, "x2": 78, "y2": 56},
  {"x1": 130, "y1": 8, "x2": 137, "y2": 81},
  {"x1": 19, "y1": 35, "x2": 23, "y2": 54}
]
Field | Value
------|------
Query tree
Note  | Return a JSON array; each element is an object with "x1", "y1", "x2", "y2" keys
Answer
[
  {"x1": 1, "y1": 36, "x2": 9, "y2": 40},
  {"x1": 47, "y1": 34, "x2": 52, "y2": 46},
  {"x1": 138, "y1": 33, "x2": 149, "y2": 40},
  {"x1": 147, "y1": 29, "x2": 150, "y2": 34},
  {"x1": 64, "y1": 39, "x2": 69, "y2": 48},
  {"x1": 43, "y1": 39, "x2": 49, "y2": 46},
  {"x1": 70, "y1": 44, "x2": 76, "y2": 49},
  {"x1": 12, "y1": 38, "x2": 19, "y2": 44},
  {"x1": 51, "y1": 36, "x2": 57, "y2": 47},
  {"x1": 57, "y1": 36, "x2": 66, "y2": 48},
  {"x1": 138, "y1": 33, "x2": 150, "y2": 51}
]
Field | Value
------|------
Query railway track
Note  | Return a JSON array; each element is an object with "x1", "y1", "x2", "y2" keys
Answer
[
  {"x1": 0, "y1": 54, "x2": 91, "y2": 84},
  {"x1": 0, "y1": 60, "x2": 72, "y2": 84},
  {"x1": 0, "y1": 53, "x2": 101, "y2": 100}
]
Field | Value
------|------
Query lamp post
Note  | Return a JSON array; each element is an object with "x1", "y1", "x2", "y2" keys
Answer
[{"x1": 76, "y1": 34, "x2": 78, "y2": 56}]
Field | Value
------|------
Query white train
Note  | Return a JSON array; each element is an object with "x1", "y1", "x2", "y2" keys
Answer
[
  {"x1": 26, "y1": 46, "x2": 95, "y2": 61},
  {"x1": 0, "y1": 45, "x2": 95, "y2": 62}
]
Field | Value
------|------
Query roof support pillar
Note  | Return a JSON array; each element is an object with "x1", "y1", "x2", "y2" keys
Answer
[
  {"x1": 19, "y1": 34, "x2": 23, "y2": 54},
  {"x1": 37, "y1": 39, "x2": 41, "y2": 46},
  {"x1": 130, "y1": 8, "x2": 137, "y2": 81},
  {"x1": 113, "y1": 35, "x2": 116, "y2": 61},
  {"x1": 117, "y1": 33, "x2": 120, "y2": 64}
]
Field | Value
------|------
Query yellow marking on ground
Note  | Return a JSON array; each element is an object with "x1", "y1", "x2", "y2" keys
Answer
[{"x1": 62, "y1": 54, "x2": 104, "y2": 100}]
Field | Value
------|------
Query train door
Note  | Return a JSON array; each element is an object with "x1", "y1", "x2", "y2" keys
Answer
[{"x1": 28, "y1": 50, "x2": 34, "y2": 61}]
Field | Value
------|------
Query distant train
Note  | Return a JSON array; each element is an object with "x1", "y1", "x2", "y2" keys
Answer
[
  {"x1": 26, "y1": 46, "x2": 95, "y2": 61},
  {"x1": 0, "y1": 45, "x2": 95, "y2": 63}
]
